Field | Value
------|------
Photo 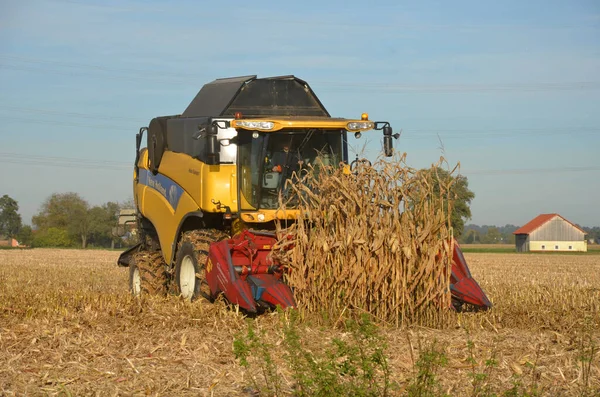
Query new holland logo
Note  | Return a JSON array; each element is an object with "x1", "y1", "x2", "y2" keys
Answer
[{"x1": 168, "y1": 185, "x2": 178, "y2": 207}]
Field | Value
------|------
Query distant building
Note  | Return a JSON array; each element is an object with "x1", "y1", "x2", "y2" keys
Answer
[
  {"x1": 0, "y1": 235, "x2": 19, "y2": 247},
  {"x1": 513, "y1": 214, "x2": 587, "y2": 252},
  {"x1": 112, "y1": 209, "x2": 138, "y2": 237}
]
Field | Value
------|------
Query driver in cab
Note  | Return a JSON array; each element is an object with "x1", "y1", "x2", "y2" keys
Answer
[{"x1": 267, "y1": 144, "x2": 290, "y2": 173}]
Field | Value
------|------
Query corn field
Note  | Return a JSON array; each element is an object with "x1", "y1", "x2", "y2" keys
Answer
[{"x1": 1, "y1": 249, "x2": 598, "y2": 396}]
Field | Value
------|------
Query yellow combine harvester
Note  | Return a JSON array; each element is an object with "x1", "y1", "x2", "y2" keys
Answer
[{"x1": 117, "y1": 75, "x2": 490, "y2": 313}]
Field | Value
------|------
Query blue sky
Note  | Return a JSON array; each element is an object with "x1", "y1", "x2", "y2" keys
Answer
[{"x1": 1, "y1": 0, "x2": 599, "y2": 227}]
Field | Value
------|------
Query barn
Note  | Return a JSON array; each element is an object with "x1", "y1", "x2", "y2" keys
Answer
[
  {"x1": 513, "y1": 214, "x2": 587, "y2": 252},
  {"x1": 0, "y1": 236, "x2": 19, "y2": 247}
]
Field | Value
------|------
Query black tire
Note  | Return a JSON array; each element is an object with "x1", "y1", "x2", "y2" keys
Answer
[
  {"x1": 174, "y1": 229, "x2": 229, "y2": 302},
  {"x1": 129, "y1": 251, "x2": 168, "y2": 296}
]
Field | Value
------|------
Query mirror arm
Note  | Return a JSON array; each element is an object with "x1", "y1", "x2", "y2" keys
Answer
[{"x1": 374, "y1": 121, "x2": 400, "y2": 157}]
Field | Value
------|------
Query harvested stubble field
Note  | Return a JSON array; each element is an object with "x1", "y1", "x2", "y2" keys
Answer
[{"x1": 0, "y1": 248, "x2": 599, "y2": 396}]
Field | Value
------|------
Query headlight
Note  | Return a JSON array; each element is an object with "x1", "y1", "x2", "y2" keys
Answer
[
  {"x1": 234, "y1": 120, "x2": 275, "y2": 130},
  {"x1": 347, "y1": 121, "x2": 374, "y2": 131}
]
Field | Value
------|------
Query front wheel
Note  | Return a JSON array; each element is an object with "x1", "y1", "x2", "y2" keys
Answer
[
  {"x1": 129, "y1": 261, "x2": 142, "y2": 296},
  {"x1": 174, "y1": 241, "x2": 201, "y2": 301},
  {"x1": 129, "y1": 251, "x2": 168, "y2": 296},
  {"x1": 174, "y1": 229, "x2": 229, "y2": 301}
]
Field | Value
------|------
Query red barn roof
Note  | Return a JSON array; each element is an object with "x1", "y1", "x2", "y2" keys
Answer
[{"x1": 513, "y1": 213, "x2": 586, "y2": 235}]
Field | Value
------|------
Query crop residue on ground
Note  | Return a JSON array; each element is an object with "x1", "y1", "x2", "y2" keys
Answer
[{"x1": 1, "y1": 249, "x2": 599, "y2": 396}]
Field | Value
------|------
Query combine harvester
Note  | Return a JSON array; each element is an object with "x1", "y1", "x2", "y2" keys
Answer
[{"x1": 117, "y1": 75, "x2": 491, "y2": 313}]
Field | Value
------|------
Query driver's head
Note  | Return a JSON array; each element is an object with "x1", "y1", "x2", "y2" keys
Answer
[{"x1": 275, "y1": 141, "x2": 289, "y2": 152}]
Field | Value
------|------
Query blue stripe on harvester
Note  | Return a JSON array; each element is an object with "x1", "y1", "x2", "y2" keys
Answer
[{"x1": 139, "y1": 169, "x2": 184, "y2": 211}]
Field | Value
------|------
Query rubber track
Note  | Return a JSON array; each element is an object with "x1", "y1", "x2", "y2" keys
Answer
[
  {"x1": 133, "y1": 251, "x2": 168, "y2": 295},
  {"x1": 179, "y1": 229, "x2": 229, "y2": 297}
]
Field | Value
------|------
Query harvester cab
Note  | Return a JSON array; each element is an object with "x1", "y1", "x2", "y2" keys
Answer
[{"x1": 117, "y1": 75, "x2": 491, "y2": 314}]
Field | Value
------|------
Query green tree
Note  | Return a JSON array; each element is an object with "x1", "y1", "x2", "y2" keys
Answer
[
  {"x1": 0, "y1": 194, "x2": 23, "y2": 238},
  {"x1": 582, "y1": 226, "x2": 600, "y2": 243},
  {"x1": 16, "y1": 225, "x2": 33, "y2": 246},
  {"x1": 502, "y1": 231, "x2": 516, "y2": 244},
  {"x1": 462, "y1": 229, "x2": 480, "y2": 244},
  {"x1": 88, "y1": 202, "x2": 120, "y2": 248},
  {"x1": 33, "y1": 227, "x2": 73, "y2": 247},
  {"x1": 424, "y1": 167, "x2": 475, "y2": 238},
  {"x1": 32, "y1": 192, "x2": 91, "y2": 248},
  {"x1": 482, "y1": 226, "x2": 502, "y2": 244},
  {"x1": 70, "y1": 198, "x2": 91, "y2": 248}
]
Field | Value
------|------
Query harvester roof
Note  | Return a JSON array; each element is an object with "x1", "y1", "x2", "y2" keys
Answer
[{"x1": 182, "y1": 75, "x2": 330, "y2": 118}]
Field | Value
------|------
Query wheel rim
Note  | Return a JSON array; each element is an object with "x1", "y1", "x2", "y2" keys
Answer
[
  {"x1": 179, "y1": 255, "x2": 196, "y2": 300},
  {"x1": 131, "y1": 267, "x2": 141, "y2": 296}
]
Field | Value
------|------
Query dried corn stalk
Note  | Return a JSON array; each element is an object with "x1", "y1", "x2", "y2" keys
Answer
[{"x1": 274, "y1": 153, "x2": 457, "y2": 327}]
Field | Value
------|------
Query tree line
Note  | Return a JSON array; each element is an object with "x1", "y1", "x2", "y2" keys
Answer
[
  {"x1": 4, "y1": 187, "x2": 598, "y2": 249},
  {"x1": 0, "y1": 193, "x2": 133, "y2": 249},
  {"x1": 460, "y1": 224, "x2": 519, "y2": 244},
  {"x1": 12, "y1": 170, "x2": 598, "y2": 249}
]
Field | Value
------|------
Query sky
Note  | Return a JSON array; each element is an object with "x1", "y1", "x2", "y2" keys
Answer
[{"x1": 0, "y1": 0, "x2": 599, "y2": 227}]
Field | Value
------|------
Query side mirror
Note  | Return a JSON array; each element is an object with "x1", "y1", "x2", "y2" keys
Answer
[
  {"x1": 374, "y1": 122, "x2": 400, "y2": 157},
  {"x1": 383, "y1": 125, "x2": 393, "y2": 157},
  {"x1": 383, "y1": 135, "x2": 393, "y2": 157}
]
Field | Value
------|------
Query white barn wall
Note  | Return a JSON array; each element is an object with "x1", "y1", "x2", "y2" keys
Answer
[{"x1": 529, "y1": 240, "x2": 587, "y2": 252}]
